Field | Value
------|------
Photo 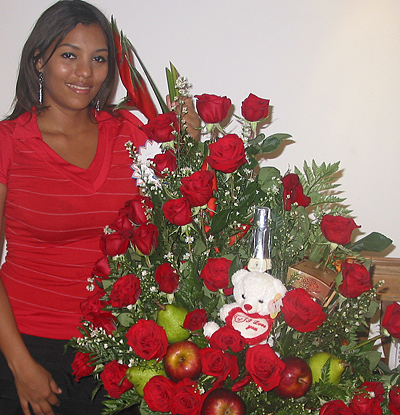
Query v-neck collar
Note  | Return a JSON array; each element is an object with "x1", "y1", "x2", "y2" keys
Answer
[{"x1": 13, "y1": 111, "x2": 115, "y2": 193}]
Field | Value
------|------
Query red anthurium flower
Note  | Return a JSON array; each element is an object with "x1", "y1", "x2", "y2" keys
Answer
[
  {"x1": 282, "y1": 173, "x2": 311, "y2": 211},
  {"x1": 112, "y1": 21, "x2": 158, "y2": 120}
]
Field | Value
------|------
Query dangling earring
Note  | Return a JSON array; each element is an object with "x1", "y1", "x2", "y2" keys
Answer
[
  {"x1": 96, "y1": 99, "x2": 100, "y2": 112},
  {"x1": 38, "y1": 72, "x2": 44, "y2": 104}
]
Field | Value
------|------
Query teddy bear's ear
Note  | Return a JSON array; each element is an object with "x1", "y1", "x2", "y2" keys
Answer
[{"x1": 231, "y1": 269, "x2": 249, "y2": 286}]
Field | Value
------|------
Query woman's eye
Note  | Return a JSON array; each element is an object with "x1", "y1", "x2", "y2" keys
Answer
[
  {"x1": 242, "y1": 294, "x2": 245, "y2": 299},
  {"x1": 93, "y1": 55, "x2": 107, "y2": 63},
  {"x1": 258, "y1": 299, "x2": 264, "y2": 304},
  {"x1": 61, "y1": 52, "x2": 75, "y2": 59}
]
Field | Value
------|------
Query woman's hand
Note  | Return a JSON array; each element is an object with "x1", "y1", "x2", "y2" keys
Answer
[
  {"x1": 12, "y1": 358, "x2": 62, "y2": 415},
  {"x1": 167, "y1": 96, "x2": 201, "y2": 141}
]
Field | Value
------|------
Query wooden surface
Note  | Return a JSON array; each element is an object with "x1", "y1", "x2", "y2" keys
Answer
[{"x1": 371, "y1": 257, "x2": 400, "y2": 302}]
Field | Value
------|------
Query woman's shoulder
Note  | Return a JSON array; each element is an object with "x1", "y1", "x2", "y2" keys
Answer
[
  {"x1": 0, "y1": 117, "x2": 20, "y2": 136},
  {"x1": 0, "y1": 111, "x2": 37, "y2": 139}
]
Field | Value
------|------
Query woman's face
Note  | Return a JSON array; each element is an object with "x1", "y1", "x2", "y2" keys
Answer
[{"x1": 37, "y1": 23, "x2": 109, "y2": 113}]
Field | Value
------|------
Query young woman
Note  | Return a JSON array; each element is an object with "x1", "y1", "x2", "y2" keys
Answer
[{"x1": 0, "y1": 1, "x2": 162, "y2": 414}]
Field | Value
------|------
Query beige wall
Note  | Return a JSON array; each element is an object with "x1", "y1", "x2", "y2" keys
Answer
[{"x1": 1, "y1": 0, "x2": 399, "y2": 257}]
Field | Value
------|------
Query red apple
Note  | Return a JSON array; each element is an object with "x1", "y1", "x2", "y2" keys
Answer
[
  {"x1": 201, "y1": 388, "x2": 246, "y2": 415},
  {"x1": 273, "y1": 356, "x2": 312, "y2": 399},
  {"x1": 163, "y1": 340, "x2": 202, "y2": 382}
]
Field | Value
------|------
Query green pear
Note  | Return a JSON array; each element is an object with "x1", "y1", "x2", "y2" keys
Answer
[
  {"x1": 126, "y1": 359, "x2": 166, "y2": 396},
  {"x1": 156, "y1": 304, "x2": 190, "y2": 343},
  {"x1": 307, "y1": 352, "x2": 346, "y2": 385}
]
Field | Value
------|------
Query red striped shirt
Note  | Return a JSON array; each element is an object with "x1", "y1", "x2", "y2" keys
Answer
[{"x1": 0, "y1": 109, "x2": 147, "y2": 339}]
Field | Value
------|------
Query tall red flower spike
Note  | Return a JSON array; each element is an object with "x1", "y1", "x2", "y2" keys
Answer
[{"x1": 112, "y1": 19, "x2": 158, "y2": 120}]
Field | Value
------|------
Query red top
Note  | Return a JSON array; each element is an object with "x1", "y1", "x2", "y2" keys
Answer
[{"x1": 0, "y1": 109, "x2": 147, "y2": 339}]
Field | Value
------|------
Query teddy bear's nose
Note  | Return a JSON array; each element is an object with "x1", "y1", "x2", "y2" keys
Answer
[{"x1": 244, "y1": 304, "x2": 252, "y2": 311}]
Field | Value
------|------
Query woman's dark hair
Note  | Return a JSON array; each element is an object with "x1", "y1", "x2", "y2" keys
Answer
[{"x1": 7, "y1": 0, "x2": 117, "y2": 119}]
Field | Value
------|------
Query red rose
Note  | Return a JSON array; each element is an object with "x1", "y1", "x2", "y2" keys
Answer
[
  {"x1": 382, "y1": 302, "x2": 400, "y2": 338},
  {"x1": 349, "y1": 381, "x2": 384, "y2": 415},
  {"x1": 123, "y1": 195, "x2": 153, "y2": 225},
  {"x1": 319, "y1": 400, "x2": 353, "y2": 415},
  {"x1": 321, "y1": 214, "x2": 360, "y2": 245},
  {"x1": 100, "y1": 230, "x2": 130, "y2": 257},
  {"x1": 281, "y1": 288, "x2": 327, "y2": 332},
  {"x1": 141, "y1": 111, "x2": 179, "y2": 143},
  {"x1": 245, "y1": 344, "x2": 285, "y2": 391},
  {"x1": 109, "y1": 211, "x2": 135, "y2": 232},
  {"x1": 154, "y1": 263, "x2": 179, "y2": 294},
  {"x1": 389, "y1": 384, "x2": 400, "y2": 415},
  {"x1": 195, "y1": 93, "x2": 231, "y2": 124},
  {"x1": 339, "y1": 262, "x2": 372, "y2": 298},
  {"x1": 209, "y1": 326, "x2": 245, "y2": 352},
  {"x1": 80, "y1": 290, "x2": 108, "y2": 321},
  {"x1": 171, "y1": 378, "x2": 202, "y2": 415},
  {"x1": 282, "y1": 173, "x2": 311, "y2": 211},
  {"x1": 241, "y1": 93, "x2": 270, "y2": 122},
  {"x1": 131, "y1": 223, "x2": 159, "y2": 256},
  {"x1": 91, "y1": 255, "x2": 110, "y2": 279},
  {"x1": 163, "y1": 197, "x2": 192, "y2": 226},
  {"x1": 200, "y1": 348, "x2": 239, "y2": 385},
  {"x1": 125, "y1": 319, "x2": 168, "y2": 360},
  {"x1": 183, "y1": 309, "x2": 207, "y2": 331},
  {"x1": 71, "y1": 352, "x2": 95, "y2": 382},
  {"x1": 199, "y1": 257, "x2": 232, "y2": 292},
  {"x1": 109, "y1": 274, "x2": 141, "y2": 308},
  {"x1": 149, "y1": 150, "x2": 177, "y2": 178},
  {"x1": 206, "y1": 134, "x2": 247, "y2": 173},
  {"x1": 80, "y1": 290, "x2": 116, "y2": 334},
  {"x1": 180, "y1": 170, "x2": 214, "y2": 207},
  {"x1": 143, "y1": 375, "x2": 175, "y2": 413},
  {"x1": 100, "y1": 360, "x2": 132, "y2": 399}
]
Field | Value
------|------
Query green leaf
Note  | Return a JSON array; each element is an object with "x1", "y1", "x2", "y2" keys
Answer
[
  {"x1": 363, "y1": 350, "x2": 383, "y2": 371},
  {"x1": 350, "y1": 232, "x2": 392, "y2": 252},
  {"x1": 365, "y1": 300, "x2": 380, "y2": 318},
  {"x1": 229, "y1": 256, "x2": 244, "y2": 277},
  {"x1": 261, "y1": 133, "x2": 291, "y2": 153},
  {"x1": 248, "y1": 133, "x2": 265, "y2": 146},
  {"x1": 117, "y1": 312, "x2": 135, "y2": 327},
  {"x1": 258, "y1": 166, "x2": 281, "y2": 193},
  {"x1": 166, "y1": 62, "x2": 180, "y2": 101},
  {"x1": 246, "y1": 154, "x2": 259, "y2": 169},
  {"x1": 193, "y1": 238, "x2": 207, "y2": 256},
  {"x1": 210, "y1": 208, "x2": 231, "y2": 234}
]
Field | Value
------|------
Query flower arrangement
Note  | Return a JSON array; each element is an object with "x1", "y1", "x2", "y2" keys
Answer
[{"x1": 69, "y1": 25, "x2": 400, "y2": 415}]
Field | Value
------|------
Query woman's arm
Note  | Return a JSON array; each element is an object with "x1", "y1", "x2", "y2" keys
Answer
[{"x1": 0, "y1": 183, "x2": 61, "y2": 415}]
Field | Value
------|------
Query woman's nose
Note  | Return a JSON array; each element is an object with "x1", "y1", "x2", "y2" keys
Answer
[{"x1": 75, "y1": 59, "x2": 92, "y2": 78}]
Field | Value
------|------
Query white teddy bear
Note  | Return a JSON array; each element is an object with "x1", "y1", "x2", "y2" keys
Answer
[{"x1": 204, "y1": 269, "x2": 287, "y2": 346}]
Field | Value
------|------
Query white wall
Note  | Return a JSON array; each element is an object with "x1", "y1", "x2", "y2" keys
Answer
[{"x1": 1, "y1": 0, "x2": 399, "y2": 257}]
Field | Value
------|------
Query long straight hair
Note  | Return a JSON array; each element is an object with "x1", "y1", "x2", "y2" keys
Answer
[{"x1": 7, "y1": 0, "x2": 117, "y2": 120}]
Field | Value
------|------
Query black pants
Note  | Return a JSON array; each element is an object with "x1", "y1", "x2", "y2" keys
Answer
[{"x1": 0, "y1": 334, "x2": 138, "y2": 415}]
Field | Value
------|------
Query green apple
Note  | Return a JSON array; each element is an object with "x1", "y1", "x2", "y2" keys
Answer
[
  {"x1": 307, "y1": 352, "x2": 346, "y2": 385},
  {"x1": 156, "y1": 304, "x2": 190, "y2": 343},
  {"x1": 126, "y1": 359, "x2": 166, "y2": 396}
]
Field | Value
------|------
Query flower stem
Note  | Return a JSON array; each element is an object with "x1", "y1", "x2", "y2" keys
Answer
[{"x1": 346, "y1": 334, "x2": 385, "y2": 353}]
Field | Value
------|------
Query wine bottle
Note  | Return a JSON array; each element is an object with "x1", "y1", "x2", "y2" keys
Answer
[{"x1": 247, "y1": 206, "x2": 272, "y2": 272}]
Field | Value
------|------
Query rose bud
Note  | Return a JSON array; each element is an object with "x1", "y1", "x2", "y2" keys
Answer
[
  {"x1": 141, "y1": 112, "x2": 179, "y2": 143},
  {"x1": 241, "y1": 93, "x2": 270, "y2": 122},
  {"x1": 195, "y1": 93, "x2": 231, "y2": 124}
]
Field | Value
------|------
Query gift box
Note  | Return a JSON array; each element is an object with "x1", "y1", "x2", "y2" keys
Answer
[{"x1": 287, "y1": 259, "x2": 337, "y2": 304}]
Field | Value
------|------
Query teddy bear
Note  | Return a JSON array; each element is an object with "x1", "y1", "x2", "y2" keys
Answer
[{"x1": 204, "y1": 269, "x2": 287, "y2": 346}]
